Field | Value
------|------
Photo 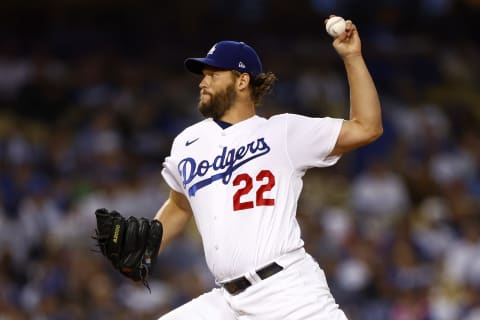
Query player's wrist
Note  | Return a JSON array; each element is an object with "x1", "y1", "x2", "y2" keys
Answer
[{"x1": 341, "y1": 53, "x2": 364, "y2": 65}]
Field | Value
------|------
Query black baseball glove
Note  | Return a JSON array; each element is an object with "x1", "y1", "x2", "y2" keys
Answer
[{"x1": 93, "y1": 208, "x2": 163, "y2": 291}]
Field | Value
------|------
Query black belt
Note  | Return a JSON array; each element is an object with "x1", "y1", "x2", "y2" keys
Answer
[{"x1": 222, "y1": 262, "x2": 284, "y2": 295}]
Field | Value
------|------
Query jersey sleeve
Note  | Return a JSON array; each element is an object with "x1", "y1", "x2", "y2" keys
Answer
[
  {"x1": 161, "y1": 156, "x2": 184, "y2": 193},
  {"x1": 283, "y1": 114, "x2": 344, "y2": 170},
  {"x1": 161, "y1": 136, "x2": 185, "y2": 194}
]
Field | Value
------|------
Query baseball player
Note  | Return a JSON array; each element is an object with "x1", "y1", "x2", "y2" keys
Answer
[
  {"x1": 93, "y1": 16, "x2": 382, "y2": 320},
  {"x1": 154, "y1": 17, "x2": 382, "y2": 319}
]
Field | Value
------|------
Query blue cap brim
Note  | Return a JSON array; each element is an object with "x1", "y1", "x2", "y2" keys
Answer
[{"x1": 184, "y1": 57, "x2": 227, "y2": 75}]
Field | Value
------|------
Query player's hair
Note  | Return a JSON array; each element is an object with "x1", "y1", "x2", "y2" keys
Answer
[{"x1": 232, "y1": 71, "x2": 277, "y2": 107}]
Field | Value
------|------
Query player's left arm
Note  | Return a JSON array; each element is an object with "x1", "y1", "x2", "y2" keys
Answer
[
  {"x1": 328, "y1": 18, "x2": 383, "y2": 156},
  {"x1": 154, "y1": 190, "x2": 193, "y2": 252}
]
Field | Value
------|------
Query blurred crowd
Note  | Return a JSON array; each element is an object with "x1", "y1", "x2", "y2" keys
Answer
[{"x1": 0, "y1": 1, "x2": 479, "y2": 319}]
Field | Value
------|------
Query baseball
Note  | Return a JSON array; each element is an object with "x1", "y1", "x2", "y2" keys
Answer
[{"x1": 326, "y1": 16, "x2": 346, "y2": 37}]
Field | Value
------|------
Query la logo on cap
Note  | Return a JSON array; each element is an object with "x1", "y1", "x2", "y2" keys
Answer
[{"x1": 238, "y1": 61, "x2": 246, "y2": 69}]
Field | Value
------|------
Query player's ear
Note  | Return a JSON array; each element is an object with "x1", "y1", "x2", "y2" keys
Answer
[{"x1": 236, "y1": 73, "x2": 250, "y2": 90}]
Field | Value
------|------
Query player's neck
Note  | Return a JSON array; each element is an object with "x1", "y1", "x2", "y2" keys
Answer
[
  {"x1": 219, "y1": 97, "x2": 255, "y2": 124},
  {"x1": 219, "y1": 101, "x2": 256, "y2": 124}
]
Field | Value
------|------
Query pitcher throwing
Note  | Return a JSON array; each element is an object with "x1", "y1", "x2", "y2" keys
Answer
[{"x1": 93, "y1": 16, "x2": 382, "y2": 320}]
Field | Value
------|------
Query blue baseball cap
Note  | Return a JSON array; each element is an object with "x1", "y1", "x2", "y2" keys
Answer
[{"x1": 184, "y1": 41, "x2": 263, "y2": 76}]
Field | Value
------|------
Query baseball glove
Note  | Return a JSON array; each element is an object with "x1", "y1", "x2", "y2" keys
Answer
[{"x1": 93, "y1": 208, "x2": 163, "y2": 291}]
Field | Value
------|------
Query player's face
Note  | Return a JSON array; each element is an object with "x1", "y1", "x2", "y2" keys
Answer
[{"x1": 198, "y1": 68, "x2": 237, "y2": 119}]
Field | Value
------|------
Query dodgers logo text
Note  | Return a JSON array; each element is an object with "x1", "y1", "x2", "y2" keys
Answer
[{"x1": 178, "y1": 138, "x2": 270, "y2": 196}]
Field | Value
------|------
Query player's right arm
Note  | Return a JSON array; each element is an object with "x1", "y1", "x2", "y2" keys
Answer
[
  {"x1": 154, "y1": 190, "x2": 193, "y2": 252},
  {"x1": 328, "y1": 19, "x2": 383, "y2": 156}
]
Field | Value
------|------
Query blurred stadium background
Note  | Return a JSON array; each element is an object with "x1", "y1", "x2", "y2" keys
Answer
[{"x1": 0, "y1": 1, "x2": 479, "y2": 319}]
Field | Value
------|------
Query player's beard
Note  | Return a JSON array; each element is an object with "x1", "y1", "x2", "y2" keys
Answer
[{"x1": 198, "y1": 83, "x2": 236, "y2": 120}]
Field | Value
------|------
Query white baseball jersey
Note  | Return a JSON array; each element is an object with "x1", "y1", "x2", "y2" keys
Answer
[{"x1": 161, "y1": 114, "x2": 343, "y2": 282}]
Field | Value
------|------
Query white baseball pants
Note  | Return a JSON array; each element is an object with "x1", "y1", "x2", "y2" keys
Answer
[{"x1": 158, "y1": 249, "x2": 348, "y2": 320}]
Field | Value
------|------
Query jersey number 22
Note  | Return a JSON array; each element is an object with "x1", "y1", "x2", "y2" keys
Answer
[{"x1": 232, "y1": 170, "x2": 275, "y2": 211}]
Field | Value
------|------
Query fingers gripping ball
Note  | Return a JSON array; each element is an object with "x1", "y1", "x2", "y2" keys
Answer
[
  {"x1": 93, "y1": 208, "x2": 163, "y2": 291},
  {"x1": 326, "y1": 16, "x2": 346, "y2": 37}
]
